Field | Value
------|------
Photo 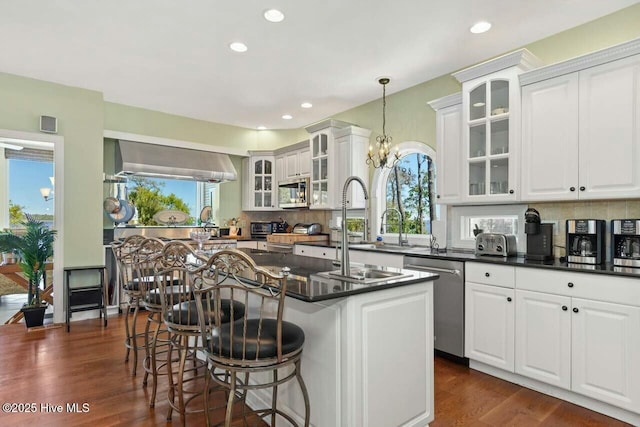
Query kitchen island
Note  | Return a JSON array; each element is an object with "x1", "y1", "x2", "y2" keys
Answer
[{"x1": 239, "y1": 249, "x2": 438, "y2": 427}]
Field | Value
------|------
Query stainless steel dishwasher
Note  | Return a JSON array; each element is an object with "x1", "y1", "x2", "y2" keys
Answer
[{"x1": 404, "y1": 256, "x2": 466, "y2": 361}]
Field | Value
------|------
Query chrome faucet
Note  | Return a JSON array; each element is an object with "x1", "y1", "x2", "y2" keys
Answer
[
  {"x1": 340, "y1": 176, "x2": 369, "y2": 277},
  {"x1": 380, "y1": 207, "x2": 409, "y2": 246}
]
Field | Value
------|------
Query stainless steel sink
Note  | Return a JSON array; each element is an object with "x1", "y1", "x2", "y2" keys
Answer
[
  {"x1": 349, "y1": 243, "x2": 377, "y2": 249},
  {"x1": 349, "y1": 243, "x2": 431, "y2": 254},
  {"x1": 318, "y1": 268, "x2": 411, "y2": 284}
]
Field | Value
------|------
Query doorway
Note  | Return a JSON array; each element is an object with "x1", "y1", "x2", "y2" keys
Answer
[{"x1": 0, "y1": 129, "x2": 64, "y2": 324}]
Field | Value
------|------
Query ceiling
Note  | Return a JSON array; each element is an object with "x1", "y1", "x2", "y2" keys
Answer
[{"x1": 0, "y1": 1, "x2": 637, "y2": 130}]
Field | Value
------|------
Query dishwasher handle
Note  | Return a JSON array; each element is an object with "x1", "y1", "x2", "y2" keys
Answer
[{"x1": 403, "y1": 264, "x2": 461, "y2": 276}]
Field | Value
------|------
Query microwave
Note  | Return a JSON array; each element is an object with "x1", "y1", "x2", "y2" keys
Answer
[{"x1": 278, "y1": 177, "x2": 309, "y2": 209}]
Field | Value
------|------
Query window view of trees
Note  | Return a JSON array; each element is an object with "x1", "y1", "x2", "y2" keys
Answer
[
  {"x1": 127, "y1": 177, "x2": 195, "y2": 225},
  {"x1": 384, "y1": 153, "x2": 435, "y2": 235},
  {"x1": 6, "y1": 157, "x2": 54, "y2": 229}
]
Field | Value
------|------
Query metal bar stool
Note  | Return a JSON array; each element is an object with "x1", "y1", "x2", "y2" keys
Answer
[
  {"x1": 154, "y1": 241, "x2": 245, "y2": 426},
  {"x1": 193, "y1": 249, "x2": 310, "y2": 427},
  {"x1": 111, "y1": 235, "x2": 149, "y2": 376},
  {"x1": 129, "y1": 237, "x2": 169, "y2": 407}
]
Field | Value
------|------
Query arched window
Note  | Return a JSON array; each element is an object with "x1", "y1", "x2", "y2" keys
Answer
[{"x1": 371, "y1": 141, "x2": 438, "y2": 244}]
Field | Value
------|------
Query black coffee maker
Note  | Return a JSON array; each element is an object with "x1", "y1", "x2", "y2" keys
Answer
[
  {"x1": 524, "y1": 208, "x2": 554, "y2": 261},
  {"x1": 611, "y1": 219, "x2": 640, "y2": 268},
  {"x1": 566, "y1": 219, "x2": 606, "y2": 264}
]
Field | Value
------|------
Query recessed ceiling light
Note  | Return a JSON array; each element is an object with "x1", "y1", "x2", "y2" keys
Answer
[
  {"x1": 257, "y1": 126, "x2": 267, "y2": 130},
  {"x1": 473, "y1": 102, "x2": 486, "y2": 107},
  {"x1": 301, "y1": 102, "x2": 312, "y2": 109},
  {"x1": 229, "y1": 42, "x2": 248, "y2": 53},
  {"x1": 282, "y1": 114, "x2": 293, "y2": 120},
  {"x1": 264, "y1": 9, "x2": 285, "y2": 23},
  {"x1": 470, "y1": 21, "x2": 491, "y2": 34}
]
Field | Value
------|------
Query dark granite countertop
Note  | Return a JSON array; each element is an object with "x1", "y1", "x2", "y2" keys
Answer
[
  {"x1": 238, "y1": 249, "x2": 438, "y2": 303},
  {"x1": 296, "y1": 242, "x2": 640, "y2": 279}
]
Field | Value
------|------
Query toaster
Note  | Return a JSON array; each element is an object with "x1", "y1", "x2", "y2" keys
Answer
[{"x1": 475, "y1": 233, "x2": 517, "y2": 257}]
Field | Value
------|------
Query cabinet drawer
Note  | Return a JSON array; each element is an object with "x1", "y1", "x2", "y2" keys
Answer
[
  {"x1": 466, "y1": 262, "x2": 515, "y2": 288},
  {"x1": 294, "y1": 244, "x2": 334, "y2": 260},
  {"x1": 516, "y1": 267, "x2": 640, "y2": 307}
]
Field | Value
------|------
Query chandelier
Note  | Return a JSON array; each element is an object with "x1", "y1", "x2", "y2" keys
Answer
[{"x1": 367, "y1": 77, "x2": 400, "y2": 169}]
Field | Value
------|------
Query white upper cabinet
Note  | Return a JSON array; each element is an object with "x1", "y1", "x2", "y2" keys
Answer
[
  {"x1": 305, "y1": 120, "x2": 370, "y2": 210},
  {"x1": 521, "y1": 74, "x2": 580, "y2": 200},
  {"x1": 428, "y1": 93, "x2": 463, "y2": 204},
  {"x1": 579, "y1": 55, "x2": 640, "y2": 199},
  {"x1": 453, "y1": 49, "x2": 542, "y2": 203},
  {"x1": 242, "y1": 153, "x2": 277, "y2": 211},
  {"x1": 276, "y1": 142, "x2": 311, "y2": 180},
  {"x1": 520, "y1": 39, "x2": 640, "y2": 201}
]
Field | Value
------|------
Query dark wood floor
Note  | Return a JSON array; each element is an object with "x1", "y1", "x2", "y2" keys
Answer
[{"x1": 0, "y1": 313, "x2": 631, "y2": 426}]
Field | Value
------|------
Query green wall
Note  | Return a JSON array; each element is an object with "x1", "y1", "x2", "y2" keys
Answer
[
  {"x1": 0, "y1": 3, "x2": 639, "y2": 271},
  {"x1": 0, "y1": 72, "x2": 104, "y2": 267}
]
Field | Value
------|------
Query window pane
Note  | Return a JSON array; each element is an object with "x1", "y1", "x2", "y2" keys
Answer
[
  {"x1": 384, "y1": 153, "x2": 434, "y2": 235},
  {"x1": 127, "y1": 177, "x2": 197, "y2": 225},
  {"x1": 8, "y1": 158, "x2": 54, "y2": 227}
]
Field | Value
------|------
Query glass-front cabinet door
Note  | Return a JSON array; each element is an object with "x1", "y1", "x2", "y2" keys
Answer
[
  {"x1": 251, "y1": 156, "x2": 274, "y2": 209},
  {"x1": 465, "y1": 78, "x2": 514, "y2": 200},
  {"x1": 311, "y1": 133, "x2": 329, "y2": 207}
]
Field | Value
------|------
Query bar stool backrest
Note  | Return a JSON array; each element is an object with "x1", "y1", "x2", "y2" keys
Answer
[
  {"x1": 111, "y1": 235, "x2": 146, "y2": 295},
  {"x1": 132, "y1": 237, "x2": 165, "y2": 296},
  {"x1": 153, "y1": 241, "x2": 207, "y2": 334},
  {"x1": 193, "y1": 249, "x2": 292, "y2": 366}
]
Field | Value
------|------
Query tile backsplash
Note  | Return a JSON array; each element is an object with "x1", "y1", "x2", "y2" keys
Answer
[{"x1": 529, "y1": 199, "x2": 640, "y2": 259}]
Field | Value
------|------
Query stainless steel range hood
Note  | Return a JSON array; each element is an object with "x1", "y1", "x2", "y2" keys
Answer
[{"x1": 115, "y1": 140, "x2": 237, "y2": 182}]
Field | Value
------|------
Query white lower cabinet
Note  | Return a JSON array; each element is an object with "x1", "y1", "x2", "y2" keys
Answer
[
  {"x1": 515, "y1": 289, "x2": 571, "y2": 389},
  {"x1": 571, "y1": 298, "x2": 640, "y2": 412},
  {"x1": 465, "y1": 282, "x2": 515, "y2": 371},
  {"x1": 293, "y1": 244, "x2": 335, "y2": 260},
  {"x1": 512, "y1": 268, "x2": 640, "y2": 415},
  {"x1": 236, "y1": 240, "x2": 258, "y2": 249}
]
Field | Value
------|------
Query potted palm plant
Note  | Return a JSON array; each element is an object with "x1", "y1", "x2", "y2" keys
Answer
[{"x1": 0, "y1": 218, "x2": 57, "y2": 327}]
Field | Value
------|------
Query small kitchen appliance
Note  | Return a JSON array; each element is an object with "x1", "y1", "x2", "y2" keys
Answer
[
  {"x1": 292, "y1": 223, "x2": 322, "y2": 235},
  {"x1": 566, "y1": 219, "x2": 605, "y2": 264},
  {"x1": 249, "y1": 221, "x2": 272, "y2": 240},
  {"x1": 475, "y1": 233, "x2": 517, "y2": 257},
  {"x1": 524, "y1": 208, "x2": 554, "y2": 261},
  {"x1": 611, "y1": 219, "x2": 640, "y2": 268}
]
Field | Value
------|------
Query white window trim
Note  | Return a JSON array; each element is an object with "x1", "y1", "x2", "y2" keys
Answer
[
  {"x1": 450, "y1": 204, "x2": 527, "y2": 251},
  {"x1": 370, "y1": 141, "x2": 442, "y2": 246}
]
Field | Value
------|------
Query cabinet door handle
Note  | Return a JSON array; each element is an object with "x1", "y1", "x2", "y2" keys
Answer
[
  {"x1": 507, "y1": 297, "x2": 512, "y2": 302},
  {"x1": 437, "y1": 194, "x2": 441, "y2": 199},
  {"x1": 570, "y1": 186, "x2": 576, "y2": 192},
  {"x1": 509, "y1": 189, "x2": 514, "y2": 194},
  {"x1": 580, "y1": 186, "x2": 586, "y2": 191},
  {"x1": 562, "y1": 305, "x2": 568, "y2": 311},
  {"x1": 567, "y1": 282, "x2": 574, "y2": 288},
  {"x1": 573, "y1": 307, "x2": 579, "y2": 313},
  {"x1": 485, "y1": 272, "x2": 490, "y2": 277}
]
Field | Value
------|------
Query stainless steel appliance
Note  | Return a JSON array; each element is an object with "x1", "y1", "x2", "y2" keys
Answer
[
  {"x1": 278, "y1": 177, "x2": 309, "y2": 209},
  {"x1": 250, "y1": 220, "x2": 289, "y2": 239},
  {"x1": 524, "y1": 208, "x2": 554, "y2": 261},
  {"x1": 566, "y1": 219, "x2": 606, "y2": 264},
  {"x1": 612, "y1": 219, "x2": 640, "y2": 268},
  {"x1": 292, "y1": 223, "x2": 322, "y2": 235},
  {"x1": 250, "y1": 221, "x2": 273, "y2": 239},
  {"x1": 403, "y1": 257, "x2": 466, "y2": 361},
  {"x1": 475, "y1": 233, "x2": 517, "y2": 257}
]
